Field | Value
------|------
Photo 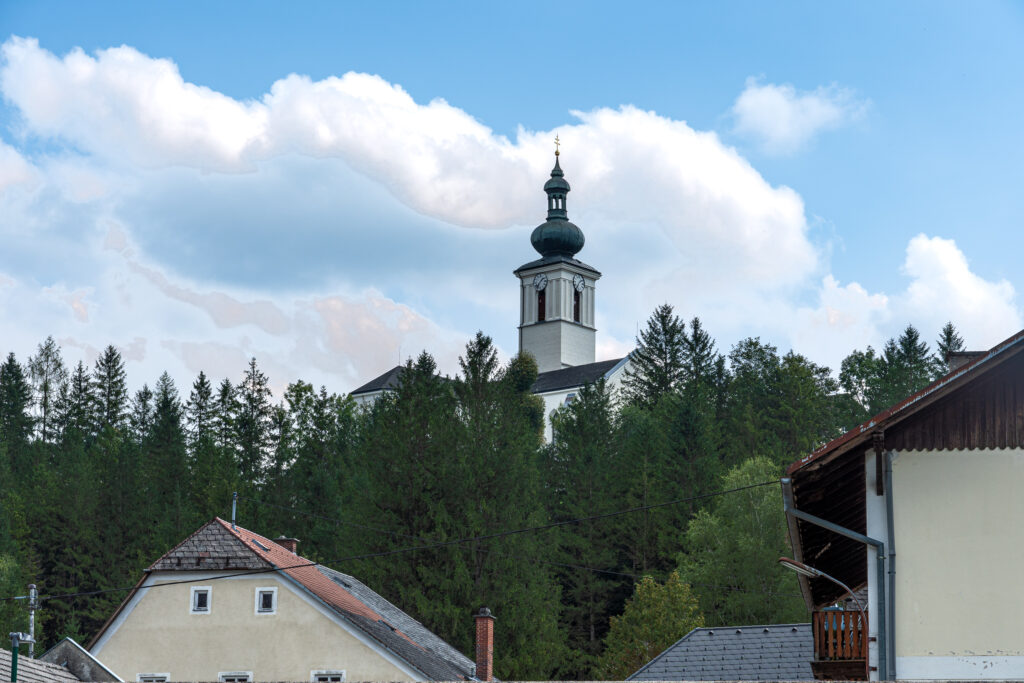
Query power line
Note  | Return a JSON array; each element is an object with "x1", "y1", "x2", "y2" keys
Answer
[{"x1": 2, "y1": 479, "x2": 781, "y2": 604}]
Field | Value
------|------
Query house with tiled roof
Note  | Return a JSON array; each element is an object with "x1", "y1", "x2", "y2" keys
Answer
[
  {"x1": 0, "y1": 642, "x2": 111, "y2": 683},
  {"x1": 87, "y1": 518, "x2": 489, "y2": 683},
  {"x1": 785, "y1": 329, "x2": 1024, "y2": 681}
]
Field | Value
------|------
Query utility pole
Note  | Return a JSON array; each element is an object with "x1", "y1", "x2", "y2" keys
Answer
[
  {"x1": 27, "y1": 585, "x2": 37, "y2": 658},
  {"x1": 8, "y1": 632, "x2": 35, "y2": 682}
]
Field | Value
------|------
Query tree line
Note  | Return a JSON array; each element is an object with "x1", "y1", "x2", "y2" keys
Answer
[{"x1": 0, "y1": 311, "x2": 965, "y2": 679}]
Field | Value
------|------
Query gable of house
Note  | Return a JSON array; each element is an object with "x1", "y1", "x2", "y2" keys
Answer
[
  {"x1": 89, "y1": 518, "x2": 474, "y2": 683},
  {"x1": 786, "y1": 329, "x2": 1024, "y2": 608}
]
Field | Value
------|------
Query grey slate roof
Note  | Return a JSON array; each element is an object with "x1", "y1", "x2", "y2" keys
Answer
[
  {"x1": 628, "y1": 623, "x2": 813, "y2": 682},
  {"x1": 350, "y1": 365, "x2": 405, "y2": 396},
  {"x1": 319, "y1": 566, "x2": 475, "y2": 681},
  {"x1": 0, "y1": 648, "x2": 83, "y2": 683},
  {"x1": 352, "y1": 357, "x2": 628, "y2": 398},
  {"x1": 530, "y1": 357, "x2": 625, "y2": 394},
  {"x1": 39, "y1": 638, "x2": 122, "y2": 682},
  {"x1": 148, "y1": 518, "x2": 272, "y2": 571}
]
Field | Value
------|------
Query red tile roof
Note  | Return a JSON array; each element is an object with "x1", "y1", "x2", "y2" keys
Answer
[{"x1": 213, "y1": 517, "x2": 382, "y2": 623}]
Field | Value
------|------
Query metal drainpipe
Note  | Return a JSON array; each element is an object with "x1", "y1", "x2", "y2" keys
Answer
[
  {"x1": 781, "y1": 477, "x2": 887, "y2": 681},
  {"x1": 884, "y1": 452, "x2": 897, "y2": 679}
]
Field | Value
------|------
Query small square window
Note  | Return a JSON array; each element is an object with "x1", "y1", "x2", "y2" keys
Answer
[
  {"x1": 254, "y1": 586, "x2": 277, "y2": 615},
  {"x1": 311, "y1": 671, "x2": 346, "y2": 682},
  {"x1": 190, "y1": 586, "x2": 211, "y2": 614},
  {"x1": 219, "y1": 672, "x2": 252, "y2": 682}
]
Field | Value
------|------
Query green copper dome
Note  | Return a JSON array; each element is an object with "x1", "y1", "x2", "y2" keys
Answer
[{"x1": 531, "y1": 155, "x2": 585, "y2": 257}]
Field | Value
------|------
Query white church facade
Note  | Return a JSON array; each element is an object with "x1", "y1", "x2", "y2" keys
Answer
[{"x1": 350, "y1": 150, "x2": 632, "y2": 440}]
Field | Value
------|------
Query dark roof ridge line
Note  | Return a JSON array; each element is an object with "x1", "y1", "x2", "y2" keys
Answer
[{"x1": 787, "y1": 327, "x2": 1024, "y2": 475}]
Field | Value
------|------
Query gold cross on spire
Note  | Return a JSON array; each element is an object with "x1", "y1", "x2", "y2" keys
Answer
[{"x1": 554, "y1": 135, "x2": 561, "y2": 156}]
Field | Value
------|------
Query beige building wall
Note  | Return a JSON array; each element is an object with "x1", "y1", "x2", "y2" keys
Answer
[
  {"x1": 890, "y1": 448, "x2": 1024, "y2": 678},
  {"x1": 92, "y1": 573, "x2": 418, "y2": 682}
]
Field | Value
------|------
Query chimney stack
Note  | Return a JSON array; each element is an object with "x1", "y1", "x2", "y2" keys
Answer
[
  {"x1": 274, "y1": 536, "x2": 300, "y2": 554},
  {"x1": 474, "y1": 607, "x2": 495, "y2": 682}
]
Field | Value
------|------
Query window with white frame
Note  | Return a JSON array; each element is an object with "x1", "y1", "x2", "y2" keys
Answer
[
  {"x1": 311, "y1": 671, "x2": 346, "y2": 682},
  {"x1": 190, "y1": 586, "x2": 211, "y2": 614},
  {"x1": 137, "y1": 674, "x2": 169, "y2": 682},
  {"x1": 255, "y1": 586, "x2": 278, "y2": 614},
  {"x1": 218, "y1": 672, "x2": 252, "y2": 683}
]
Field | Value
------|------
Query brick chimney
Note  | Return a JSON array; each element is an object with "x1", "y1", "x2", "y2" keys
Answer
[
  {"x1": 274, "y1": 535, "x2": 300, "y2": 554},
  {"x1": 474, "y1": 607, "x2": 495, "y2": 681}
]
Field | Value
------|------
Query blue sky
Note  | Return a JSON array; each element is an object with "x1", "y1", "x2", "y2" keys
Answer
[{"x1": 1, "y1": 1, "x2": 1023, "y2": 394}]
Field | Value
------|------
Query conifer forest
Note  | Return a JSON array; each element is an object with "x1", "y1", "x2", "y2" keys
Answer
[{"x1": 0, "y1": 307, "x2": 966, "y2": 679}]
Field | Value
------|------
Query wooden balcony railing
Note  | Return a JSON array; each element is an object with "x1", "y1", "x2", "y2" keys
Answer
[{"x1": 813, "y1": 608, "x2": 867, "y2": 661}]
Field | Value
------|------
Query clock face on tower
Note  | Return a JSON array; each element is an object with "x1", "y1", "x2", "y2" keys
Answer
[
  {"x1": 533, "y1": 273, "x2": 548, "y2": 291},
  {"x1": 573, "y1": 274, "x2": 585, "y2": 292}
]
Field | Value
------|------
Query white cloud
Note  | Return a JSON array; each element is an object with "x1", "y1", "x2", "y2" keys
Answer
[
  {"x1": 0, "y1": 139, "x2": 37, "y2": 193},
  {"x1": 792, "y1": 235, "x2": 1020, "y2": 371},
  {"x1": 731, "y1": 77, "x2": 869, "y2": 154},
  {"x1": 898, "y1": 234, "x2": 1020, "y2": 344},
  {"x1": 1, "y1": 37, "x2": 1015, "y2": 394}
]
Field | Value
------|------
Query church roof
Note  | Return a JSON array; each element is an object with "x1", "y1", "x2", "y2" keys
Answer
[
  {"x1": 350, "y1": 365, "x2": 405, "y2": 396},
  {"x1": 530, "y1": 357, "x2": 626, "y2": 394},
  {"x1": 513, "y1": 253, "x2": 601, "y2": 276}
]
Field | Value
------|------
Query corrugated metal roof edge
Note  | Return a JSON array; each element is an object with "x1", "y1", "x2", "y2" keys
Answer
[{"x1": 786, "y1": 327, "x2": 1024, "y2": 476}]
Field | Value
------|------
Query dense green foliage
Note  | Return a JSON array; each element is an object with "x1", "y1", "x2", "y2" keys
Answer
[
  {"x1": 0, "y1": 318, "x2": 963, "y2": 677},
  {"x1": 596, "y1": 571, "x2": 703, "y2": 680}
]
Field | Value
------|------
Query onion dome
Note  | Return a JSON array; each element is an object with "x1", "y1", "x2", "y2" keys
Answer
[{"x1": 530, "y1": 153, "x2": 585, "y2": 257}]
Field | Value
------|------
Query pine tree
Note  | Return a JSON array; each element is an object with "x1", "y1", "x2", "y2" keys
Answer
[
  {"x1": 936, "y1": 321, "x2": 965, "y2": 369},
  {"x1": 28, "y1": 336, "x2": 67, "y2": 444},
  {"x1": 129, "y1": 384, "x2": 154, "y2": 445},
  {"x1": 92, "y1": 345, "x2": 129, "y2": 432},
  {"x1": 682, "y1": 317, "x2": 720, "y2": 386},
  {"x1": 189, "y1": 373, "x2": 238, "y2": 520},
  {"x1": 142, "y1": 373, "x2": 191, "y2": 548},
  {"x1": 546, "y1": 379, "x2": 624, "y2": 676},
  {"x1": 235, "y1": 358, "x2": 273, "y2": 491},
  {"x1": 622, "y1": 304, "x2": 686, "y2": 409},
  {"x1": 0, "y1": 352, "x2": 35, "y2": 480}
]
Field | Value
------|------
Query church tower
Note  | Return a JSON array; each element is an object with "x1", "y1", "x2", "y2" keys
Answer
[{"x1": 514, "y1": 148, "x2": 601, "y2": 373}]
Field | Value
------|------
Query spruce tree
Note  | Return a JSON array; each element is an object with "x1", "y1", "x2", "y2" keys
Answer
[
  {"x1": 129, "y1": 384, "x2": 154, "y2": 445},
  {"x1": 0, "y1": 352, "x2": 34, "y2": 479},
  {"x1": 92, "y1": 345, "x2": 129, "y2": 432},
  {"x1": 545, "y1": 378, "x2": 623, "y2": 676},
  {"x1": 235, "y1": 358, "x2": 273, "y2": 491},
  {"x1": 146, "y1": 373, "x2": 190, "y2": 546},
  {"x1": 936, "y1": 321, "x2": 965, "y2": 369},
  {"x1": 28, "y1": 336, "x2": 67, "y2": 444},
  {"x1": 622, "y1": 304, "x2": 686, "y2": 409},
  {"x1": 188, "y1": 373, "x2": 238, "y2": 520}
]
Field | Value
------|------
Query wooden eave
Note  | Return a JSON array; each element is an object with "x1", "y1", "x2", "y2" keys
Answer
[{"x1": 787, "y1": 328, "x2": 1024, "y2": 607}]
